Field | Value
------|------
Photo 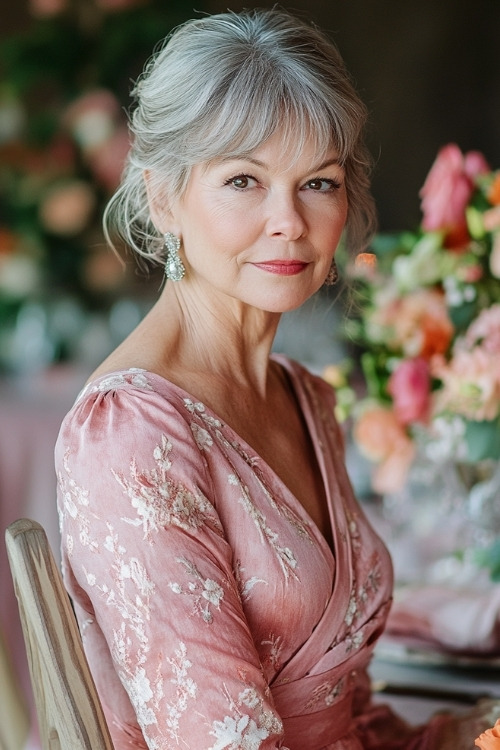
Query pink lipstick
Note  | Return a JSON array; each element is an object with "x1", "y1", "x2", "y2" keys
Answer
[{"x1": 252, "y1": 260, "x2": 308, "y2": 276}]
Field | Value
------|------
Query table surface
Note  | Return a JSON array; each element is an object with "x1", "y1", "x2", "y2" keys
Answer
[{"x1": 370, "y1": 653, "x2": 500, "y2": 726}]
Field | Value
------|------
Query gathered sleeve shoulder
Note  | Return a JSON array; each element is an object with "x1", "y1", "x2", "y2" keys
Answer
[{"x1": 55, "y1": 370, "x2": 287, "y2": 749}]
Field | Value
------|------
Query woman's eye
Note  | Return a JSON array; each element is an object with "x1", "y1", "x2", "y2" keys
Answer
[
  {"x1": 225, "y1": 174, "x2": 256, "y2": 189},
  {"x1": 305, "y1": 178, "x2": 341, "y2": 192}
]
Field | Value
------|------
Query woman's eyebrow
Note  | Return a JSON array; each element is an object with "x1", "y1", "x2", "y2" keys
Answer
[{"x1": 215, "y1": 155, "x2": 342, "y2": 171}]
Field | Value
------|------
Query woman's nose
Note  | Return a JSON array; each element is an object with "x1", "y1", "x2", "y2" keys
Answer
[{"x1": 265, "y1": 192, "x2": 307, "y2": 241}]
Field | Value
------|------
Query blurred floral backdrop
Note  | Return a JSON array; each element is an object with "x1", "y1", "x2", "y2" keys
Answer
[
  {"x1": 0, "y1": 0, "x2": 204, "y2": 372},
  {"x1": 329, "y1": 144, "x2": 500, "y2": 581}
]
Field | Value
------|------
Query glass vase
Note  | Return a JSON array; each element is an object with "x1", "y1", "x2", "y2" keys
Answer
[{"x1": 381, "y1": 448, "x2": 500, "y2": 587}]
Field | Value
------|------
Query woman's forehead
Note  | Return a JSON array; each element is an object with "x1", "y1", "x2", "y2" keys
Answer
[{"x1": 204, "y1": 129, "x2": 341, "y2": 172}]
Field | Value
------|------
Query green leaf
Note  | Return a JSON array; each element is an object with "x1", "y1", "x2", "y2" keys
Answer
[
  {"x1": 474, "y1": 538, "x2": 500, "y2": 582},
  {"x1": 464, "y1": 418, "x2": 500, "y2": 462}
]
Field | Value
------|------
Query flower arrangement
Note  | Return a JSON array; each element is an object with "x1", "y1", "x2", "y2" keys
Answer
[
  {"x1": 0, "y1": 0, "x2": 201, "y2": 369},
  {"x1": 332, "y1": 144, "x2": 500, "y2": 578}
]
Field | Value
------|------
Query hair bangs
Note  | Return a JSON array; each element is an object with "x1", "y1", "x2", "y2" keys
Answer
[{"x1": 183, "y1": 63, "x2": 350, "y2": 173}]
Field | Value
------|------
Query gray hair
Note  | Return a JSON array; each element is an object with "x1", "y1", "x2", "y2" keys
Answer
[{"x1": 104, "y1": 8, "x2": 377, "y2": 263}]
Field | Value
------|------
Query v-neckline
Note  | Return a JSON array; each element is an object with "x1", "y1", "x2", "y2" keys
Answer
[
  {"x1": 85, "y1": 358, "x2": 339, "y2": 563},
  {"x1": 85, "y1": 359, "x2": 356, "y2": 679}
]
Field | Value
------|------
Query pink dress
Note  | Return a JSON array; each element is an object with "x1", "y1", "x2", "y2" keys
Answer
[{"x1": 55, "y1": 355, "x2": 444, "y2": 749}]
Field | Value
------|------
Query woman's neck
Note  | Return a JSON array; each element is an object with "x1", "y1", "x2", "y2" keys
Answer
[
  {"x1": 93, "y1": 282, "x2": 284, "y2": 400},
  {"x1": 153, "y1": 283, "x2": 283, "y2": 397}
]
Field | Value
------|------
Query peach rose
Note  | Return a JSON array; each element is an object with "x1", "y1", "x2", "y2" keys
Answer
[
  {"x1": 39, "y1": 181, "x2": 96, "y2": 236},
  {"x1": 420, "y1": 143, "x2": 489, "y2": 248},
  {"x1": 475, "y1": 719, "x2": 500, "y2": 749},
  {"x1": 354, "y1": 406, "x2": 415, "y2": 494},
  {"x1": 372, "y1": 288, "x2": 454, "y2": 360},
  {"x1": 465, "y1": 304, "x2": 500, "y2": 353},
  {"x1": 432, "y1": 347, "x2": 500, "y2": 422},
  {"x1": 387, "y1": 358, "x2": 431, "y2": 425}
]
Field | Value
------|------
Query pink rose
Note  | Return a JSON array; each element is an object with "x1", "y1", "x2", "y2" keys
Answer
[
  {"x1": 419, "y1": 143, "x2": 489, "y2": 248},
  {"x1": 387, "y1": 358, "x2": 431, "y2": 425}
]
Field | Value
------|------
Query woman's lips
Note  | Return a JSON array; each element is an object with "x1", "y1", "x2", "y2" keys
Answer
[{"x1": 252, "y1": 260, "x2": 309, "y2": 276}]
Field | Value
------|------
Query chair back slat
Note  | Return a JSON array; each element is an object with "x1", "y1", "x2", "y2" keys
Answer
[
  {"x1": 0, "y1": 624, "x2": 30, "y2": 750},
  {"x1": 5, "y1": 518, "x2": 114, "y2": 750}
]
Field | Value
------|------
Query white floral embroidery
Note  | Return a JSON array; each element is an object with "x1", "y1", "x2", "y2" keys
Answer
[
  {"x1": 345, "y1": 628, "x2": 365, "y2": 653},
  {"x1": 234, "y1": 561, "x2": 267, "y2": 602},
  {"x1": 164, "y1": 642, "x2": 198, "y2": 742},
  {"x1": 57, "y1": 449, "x2": 97, "y2": 556},
  {"x1": 184, "y1": 398, "x2": 222, "y2": 428},
  {"x1": 112, "y1": 434, "x2": 221, "y2": 541},
  {"x1": 124, "y1": 666, "x2": 156, "y2": 726},
  {"x1": 231, "y1": 474, "x2": 298, "y2": 582},
  {"x1": 191, "y1": 422, "x2": 214, "y2": 451},
  {"x1": 210, "y1": 714, "x2": 268, "y2": 750},
  {"x1": 261, "y1": 633, "x2": 284, "y2": 673},
  {"x1": 305, "y1": 677, "x2": 345, "y2": 710},
  {"x1": 344, "y1": 592, "x2": 359, "y2": 628},
  {"x1": 209, "y1": 687, "x2": 283, "y2": 750},
  {"x1": 169, "y1": 558, "x2": 225, "y2": 623},
  {"x1": 78, "y1": 369, "x2": 152, "y2": 402}
]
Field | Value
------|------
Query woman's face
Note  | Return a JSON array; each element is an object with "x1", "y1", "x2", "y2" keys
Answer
[{"x1": 160, "y1": 130, "x2": 348, "y2": 314}]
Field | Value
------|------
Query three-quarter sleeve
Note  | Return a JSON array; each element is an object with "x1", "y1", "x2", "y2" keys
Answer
[{"x1": 55, "y1": 374, "x2": 287, "y2": 749}]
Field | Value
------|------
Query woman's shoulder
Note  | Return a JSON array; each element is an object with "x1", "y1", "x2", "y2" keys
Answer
[
  {"x1": 57, "y1": 368, "x2": 198, "y2": 453},
  {"x1": 77, "y1": 367, "x2": 172, "y2": 400}
]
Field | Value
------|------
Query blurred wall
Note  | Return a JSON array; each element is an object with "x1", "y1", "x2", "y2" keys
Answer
[{"x1": 4, "y1": 0, "x2": 500, "y2": 232}]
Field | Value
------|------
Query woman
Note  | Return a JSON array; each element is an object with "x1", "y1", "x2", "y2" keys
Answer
[{"x1": 55, "y1": 9, "x2": 495, "y2": 749}]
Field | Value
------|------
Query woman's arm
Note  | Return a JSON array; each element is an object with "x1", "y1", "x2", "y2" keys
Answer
[{"x1": 55, "y1": 378, "x2": 287, "y2": 749}]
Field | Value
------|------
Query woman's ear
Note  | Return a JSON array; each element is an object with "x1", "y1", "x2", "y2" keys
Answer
[{"x1": 143, "y1": 169, "x2": 179, "y2": 235}]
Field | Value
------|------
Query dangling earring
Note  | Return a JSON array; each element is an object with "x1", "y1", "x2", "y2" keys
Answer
[
  {"x1": 324, "y1": 258, "x2": 339, "y2": 286},
  {"x1": 164, "y1": 232, "x2": 185, "y2": 282}
]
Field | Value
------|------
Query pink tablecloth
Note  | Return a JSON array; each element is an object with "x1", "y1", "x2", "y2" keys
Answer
[{"x1": 0, "y1": 367, "x2": 86, "y2": 745}]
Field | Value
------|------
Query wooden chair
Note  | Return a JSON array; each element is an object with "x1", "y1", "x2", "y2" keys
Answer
[
  {"x1": 0, "y1": 623, "x2": 30, "y2": 750},
  {"x1": 5, "y1": 518, "x2": 114, "y2": 750}
]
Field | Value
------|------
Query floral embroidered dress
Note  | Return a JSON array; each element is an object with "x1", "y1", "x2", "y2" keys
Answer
[{"x1": 55, "y1": 355, "x2": 441, "y2": 749}]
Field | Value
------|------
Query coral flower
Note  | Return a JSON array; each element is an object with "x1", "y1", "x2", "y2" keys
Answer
[
  {"x1": 475, "y1": 719, "x2": 500, "y2": 749},
  {"x1": 354, "y1": 407, "x2": 415, "y2": 494},
  {"x1": 372, "y1": 288, "x2": 454, "y2": 360},
  {"x1": 420, "y1": 143, "x2": 489, "y2": 248},
  {"x1": 488, "y1": 173, "x2": 500, "y2": 206}
]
